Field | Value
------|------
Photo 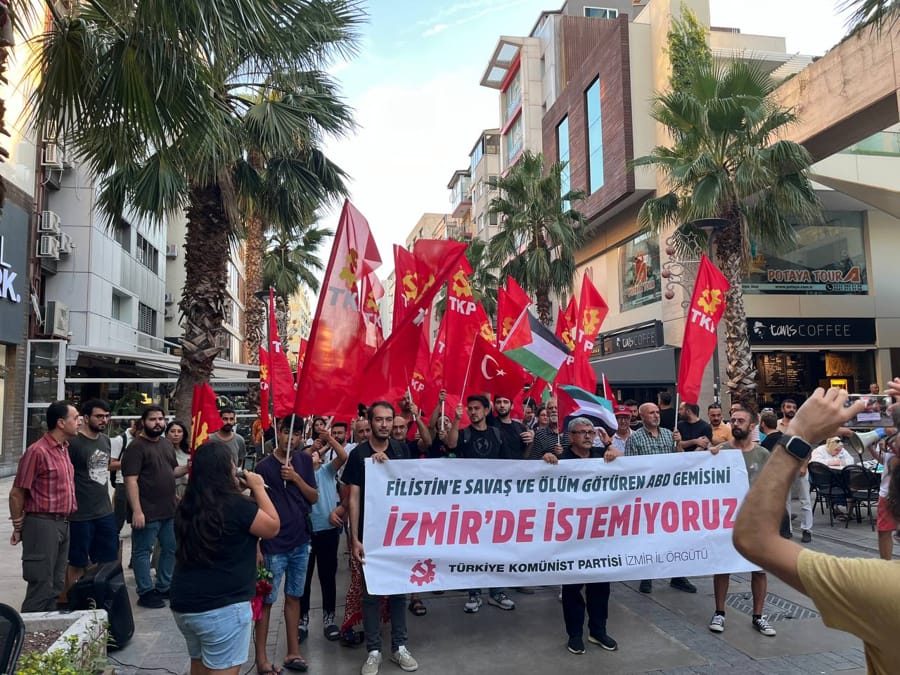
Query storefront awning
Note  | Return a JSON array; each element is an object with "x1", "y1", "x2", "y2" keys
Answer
[
  {"x1": 66, "y1": 345, "x2": 260, "y2": 380},
  {"x1": 590, "y1": 347, "x2": 677, "y2": 385}
]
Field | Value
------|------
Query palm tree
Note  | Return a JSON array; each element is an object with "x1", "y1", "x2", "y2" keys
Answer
[
  {"x1": 841, "y1": 0, "x2": 899, "y2": 32},
  {"x1": 486, "y1": 150, "x2": 586, "y2": 325},
  {"x1": 633, "y1": 60, "x2": 822, "y2": 399},
  {"x1": 30, "y1": 1, "x2": 361, "y2": 422}
]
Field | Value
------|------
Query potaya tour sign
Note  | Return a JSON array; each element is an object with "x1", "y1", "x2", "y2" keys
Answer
[{"x1": 362, "y1": 452, "x2": 756, "y2": 594}]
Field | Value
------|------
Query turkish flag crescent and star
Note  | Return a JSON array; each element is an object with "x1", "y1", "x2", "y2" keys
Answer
[
  {"x1": 465, "y1": 336, "x2": 527, "y2": 402},
  {"x1": 677, "y1": 254, "x2": 730, "y2": 405},
  {"x1": 294, "y1": 200, "x2": 382, "y2": 417}
]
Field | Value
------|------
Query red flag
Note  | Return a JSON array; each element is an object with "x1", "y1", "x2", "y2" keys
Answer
[
  {"x1": 465, "y1": 336, "x2": 527, "y2": 402},
  {"x1": 355, "y1": 240, "x2": 467, "y2": 408},
  {"x1": 440, "y1": 261, "x2": 482, "y2": 397},
  {"x1": 294, "y1": 200, "x2": 382, "y2": 417},
  {"x1": 268, "y1": 289, "x2": 298, "y2": 419},
  {"x1": 392, "y1": 245, "x2": 418, "y2": 330},
  {"x1": 506, "y1": 276, "x2": 531, "y2": 308},
  {"x1": 553, "y1": 297, "x2": 579, "y2": 385},
  {"x1": 296, "y1": 338, "x2": 308, "y2": 376},
  {"x1": 361, "y1": 273, "x2": 385, "y2": 350},
  {"x1": 601, "y1": 373, "x2": 617, "y2": 406},
  {"x1": 258, "y1": 346, "x2": 271, "y2": 431},
  {"x1": 190, "y1": 383, "x2": 222, "y2": 452},
  {"x1": 573, "y1": 275, "x2": 609, "y2": 392},
  {"x1": 677, "y1": 254, "x2": 730, "y2": 405}
]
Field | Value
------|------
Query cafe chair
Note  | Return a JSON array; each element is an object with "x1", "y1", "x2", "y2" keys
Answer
[
  {"x1": 807, "y1": 462, "x2": 847, "y2": 527},
  {"x1": 0, "y1": 602, "x2": 25, "y2": 675},
  {"x1": 842, "y1": 464, "x2": 880, "y2": 531}
]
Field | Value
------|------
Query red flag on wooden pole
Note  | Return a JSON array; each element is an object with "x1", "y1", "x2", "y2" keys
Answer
[
  {"x1": 573, "y1": 275, "x2": 609, "y2": 393},
  {"x1": 258, "y1": 346, "x2": 271, "y2": 431},
  {"x1": 677, "y1": 255, "x2": 730, "y2": 405}
]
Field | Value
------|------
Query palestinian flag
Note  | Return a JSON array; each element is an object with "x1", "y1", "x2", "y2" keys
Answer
[
  {"x1": 558, "y1": 385, "x2": 617, "y2": 430},
  {"x1": 500, "y1": 310, "x2": 570, "y2": 382}
]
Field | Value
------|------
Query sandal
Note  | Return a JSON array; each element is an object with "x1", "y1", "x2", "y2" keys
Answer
[
  {"x1": 408, "y1": 598, "x2": 427, "y2": 616},
  {"x1": 258, "y1": 664, "x2": 283, "y2": 675},
  {"x1": 283, "y1": 656, "x2": 309, "y2": 672}
]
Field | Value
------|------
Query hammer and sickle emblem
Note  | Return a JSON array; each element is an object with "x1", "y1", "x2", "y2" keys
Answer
[
  {"x1": 698, "y1": 288, "x2": 723, "y2": 315},
  {"x1": 339, "y1": 249, "x2": 359, "y2": 289},
  {"x1": 582, "y1": 308, "x2": 601, "y2": 337},
  {"x1": 451, "y1": 269, "x2": 472, "y2": 298}
]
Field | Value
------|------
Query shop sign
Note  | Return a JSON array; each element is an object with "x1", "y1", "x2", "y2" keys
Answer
[
  {"x1": 620, "y1": 231, "x2": 661, "y2": 311},
  {"x1": 747, "y1": 317, "x2": 876, "y2": 346},
  {"x1": 0, "y1": 203, "x2": 28, "y2": 345},
  {"x1": 595, "y1": 320, "x2": 663, "y2": 357}
]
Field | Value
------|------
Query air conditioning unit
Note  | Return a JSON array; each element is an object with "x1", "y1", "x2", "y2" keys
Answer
[
  {"x1": 41, "y1": 142, "x2": 65, "y2": 171},
  {"x1": 59, "y1": 232, "x2": 75, "y2": 255},
  {"x1": 165, "y1": 243, "x2": 178, "y2": 258},
  {"x1": 44, "y1": 300, "x2": 69, "y2": 337},
  {"x1": 38, "y1": 235, "x2": 60, "y2": 260},
  {"x1": 164, "y1": 292, "x2": 175, "y2": 305},
  {"x1": 164, "y1": 307, "x2": 176, "y2": 321},
  {"x1": 40, "y1": 210, "x2": 61, "y2": 234}
]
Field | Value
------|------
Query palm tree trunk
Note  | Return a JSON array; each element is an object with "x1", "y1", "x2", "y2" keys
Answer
[
  {"x1": 173, "y1": 182, "x2": 230, "y2": 423},
  {"x1": 244, "y1": 214, "x2": 266, "y2": 358},
  {"x1": 535, "y1": 288, "x2": 552, "y2": 326},
  {"x1": 716, "y1": 220, "x2": 758, "y2": 402}
]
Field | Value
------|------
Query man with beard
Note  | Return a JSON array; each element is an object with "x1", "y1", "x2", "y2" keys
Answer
[
  {"x1": 65, "y1": 399, "x2": 119, "y2": 598},
  {"x1": 707, "y1": 409, "x2": 777, "y2": 637},
  {"x1": 122, "y1": 406, "x2": 189, "y2": 608},
  {"x1": 776, "y1": 399, "x2": 813, "y2": 542},
  {"x1": 343, "y1": 401, "x2": 418, "y2": 674},
  {"x1": 677, "y1": 403, "x2": 713, "y2": 452},
  {"x1": 213, "y1": 406, "x2": 246, "y2": 468},
  {"x1": 493, "y1": 396, "x2": 534, "y2": 459},
  {"x1": 708, "y1": 404, "x2": 733, "y2": 446},
  {"x1": 390, "y1": 403, "x2": 431, "y2": 458}
]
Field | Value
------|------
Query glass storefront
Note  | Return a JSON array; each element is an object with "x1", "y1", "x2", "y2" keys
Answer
[{"x1": 753, "y1": 350, "x2": 876, "y2": 409}]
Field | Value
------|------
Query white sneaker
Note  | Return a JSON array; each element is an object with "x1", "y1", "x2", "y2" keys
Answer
[
  {"x1": 488, "y1": 591, "x2": 515, "y2": 610},
  {"x1": 361, "y1": 649, "x2": 382, "y2": 675},
  {"x1": 463, "y1": 592, "x2": 482, "y2": 613},
  {"x1": 391, "y1": 645, "x2": 418, "y2": 672},
  {"x1": 708, "y1": 613, "x2": 725, "y2": 633}
]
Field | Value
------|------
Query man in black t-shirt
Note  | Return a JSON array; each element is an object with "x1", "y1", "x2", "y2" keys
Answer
[
  {"x1": 677, "y1": 403, "x2": 713, "y2": 452},
  {"x1": 66, "y1": 399, "x2": 118, "y2": 598},
  {"x1": 493, "y1": 396, "x2": 534, "y2": 459},
  {"x1": 342, "y1": 401, "x2": 418, "y2": 674},
  {"x1": 447, "y1": 395, "x2": 517, "y2": 613}
]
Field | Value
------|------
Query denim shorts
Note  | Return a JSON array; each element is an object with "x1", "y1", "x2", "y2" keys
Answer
[
  {"x1": 172, "y1": 601, "x2": 252, "y2": 669},
  {"x1": 264, "y1": 543, "x2": 310, "y2": 604},
  {"x1": 68, "y1": 513, "x2": 119, "y2": 568}
]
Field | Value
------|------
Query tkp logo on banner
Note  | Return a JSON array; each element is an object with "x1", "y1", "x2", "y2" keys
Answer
[{"x1": 409, "y1": 559, "x2": 436, "y2": 586}]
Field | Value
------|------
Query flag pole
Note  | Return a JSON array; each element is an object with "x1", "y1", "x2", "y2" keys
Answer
[{"x1": 459, "y1": 344, "x2": 477, "y2": 401}]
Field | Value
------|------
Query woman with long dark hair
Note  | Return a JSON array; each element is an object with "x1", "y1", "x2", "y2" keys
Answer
[
  {"x1": 170, "y1": 440, "x2": 279, "y2": 675},
  {"x1": 166, "y1": 420, "x2": 190, "y2": 500}
]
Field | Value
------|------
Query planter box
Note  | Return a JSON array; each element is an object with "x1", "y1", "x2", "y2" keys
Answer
[{"x1": 21, "y1": 608, "x2": 108, "y2": 659}]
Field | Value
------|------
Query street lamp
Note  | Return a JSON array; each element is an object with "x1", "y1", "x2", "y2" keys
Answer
[{"x1": 661, "y1": 218, "x2": 729, "y2": 404}]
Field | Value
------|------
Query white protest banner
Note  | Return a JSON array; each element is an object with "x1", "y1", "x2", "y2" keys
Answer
[{"x1": 361, "y1": 451, "x2": 757, "y2": 594}]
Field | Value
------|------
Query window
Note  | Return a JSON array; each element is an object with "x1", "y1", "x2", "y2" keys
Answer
[
  {"x1": 503, "y1": 74, "x2": 522, "y2": 125},
  {"x1": 585, "y1": 78, "x2": 604, "y2": 193},
  {"x1": 136, "y1": 234, "x2": 159, "y2": 274},
  {"x1": 557, "y1": 117, "x2": 571, "y2": 210},
  {"x1": 504, "y1": 115, "x2": 524, "y2": 166},
  {"x1": 470, "y1": 140, "x2": 484, "y2": 176},
  {"x1": 111, "y1": 293, "x2": 122, "y2": 321},
  {"x1": 584, "y1": 7, "x2": 618, "y2": 18},
  {"x1": 138, "y1": 302, "x2": 157, "y2": 336},
  {"x1": 115, "y1": 220, "x2": 131, "y2": 250}
]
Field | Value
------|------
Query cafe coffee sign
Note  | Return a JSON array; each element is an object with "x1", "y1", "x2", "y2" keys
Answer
[{"x1": 747, "y1": 317, "x2": 876, "y2": 346}]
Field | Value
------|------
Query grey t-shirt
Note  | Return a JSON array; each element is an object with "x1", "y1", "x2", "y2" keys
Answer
[
  {"x1": 68, "y1": 432, "x2": 113, "y2": 521},
  {"x1": 214, "y1": 433, "x2": 246, "y2": 467},
  {"x1": 723, "y1": 443, "x2": 770, "y2": 484}
]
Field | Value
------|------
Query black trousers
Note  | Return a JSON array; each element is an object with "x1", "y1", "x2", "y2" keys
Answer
[
  {"x1": 562, "y1": 581, "x2": 610, "y2": 639},
  {"x1": 300, "y1": 526, "x2": 341, "y2": 616}
]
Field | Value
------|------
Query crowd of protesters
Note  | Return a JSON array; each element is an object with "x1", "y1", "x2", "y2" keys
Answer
[{"x1": 9, "y1": 380, "x2": 900, "y2": 674}]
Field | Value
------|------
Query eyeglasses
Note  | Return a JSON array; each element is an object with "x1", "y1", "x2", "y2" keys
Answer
[{"x1": 571, "y1": 429, "x2": 596, "y2": 436}]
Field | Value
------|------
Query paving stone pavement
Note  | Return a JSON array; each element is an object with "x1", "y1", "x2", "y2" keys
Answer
[{"x1": 0, "y1": 475, "x2": 881, "y2": 674}]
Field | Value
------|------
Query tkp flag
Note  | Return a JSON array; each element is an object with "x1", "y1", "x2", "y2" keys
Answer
[
  {"x1": 677, "y1": 255, "x2": 730, "y2": 405},
  {"x1": 190, "y1": 383, "x2": 222, "y2": 452}
]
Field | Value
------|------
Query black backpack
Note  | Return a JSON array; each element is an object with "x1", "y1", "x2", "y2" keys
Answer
[{"x1": 67, "y1": 561, "x2": 134, "y2": 650}]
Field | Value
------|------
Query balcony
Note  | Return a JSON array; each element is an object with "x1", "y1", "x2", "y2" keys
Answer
[{"x1": 448, "y1": 170, "x2": 472, "y2": 219}]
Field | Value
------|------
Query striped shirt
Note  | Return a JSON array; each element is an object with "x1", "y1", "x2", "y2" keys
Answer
[
  {"x1": 529, "y1": 427, "x2": 569, "y2": 459},
  {"x1": 14, "y1": 433, "x2": 77, "y2": 515},
  {"x1": 625, "y1": 426, "x2": 676, "y2": 456}
]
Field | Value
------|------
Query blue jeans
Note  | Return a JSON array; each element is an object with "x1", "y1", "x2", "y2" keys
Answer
[{"x1": 132, "y1": 518, "x2": 175, "y2": 596}]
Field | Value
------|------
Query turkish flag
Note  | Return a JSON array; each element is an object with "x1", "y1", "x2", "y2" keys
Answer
[
  {"x1": 294, "y1": 200, "x2": 381, "y2": 417},
  {"x1": 553, "y1": 297, "x2": 579, "y2": 385},
  {"x1": 190, "y1": 383, "x2": 222, "y2": 453},
  {"x1": 677, "y1": 254, "x2": 730, "y2": 405},
  {"x1": 465, "y1": 336, "x2": 527, "y2": 402},
  {"x1": 573, "y1": 275, "x2": 609, "y2": 392},
  {"x1": 258, "y1": 346, "x2": 271, "y2": 431}
]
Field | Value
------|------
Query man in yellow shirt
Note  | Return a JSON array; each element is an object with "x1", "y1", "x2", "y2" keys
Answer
[
  {"x1": 707, "y1": 403, "x2": 732, "y2": 445},
  {"x1": 734, "y1": 383, "x2": 900, "y2": 675}
]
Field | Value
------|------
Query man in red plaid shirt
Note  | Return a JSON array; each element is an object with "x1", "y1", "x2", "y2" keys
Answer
[{"x1": 9, "y1": 401, "x2": 80, "y2": 611}]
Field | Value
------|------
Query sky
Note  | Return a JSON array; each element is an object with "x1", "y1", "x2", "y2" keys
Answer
[{"x1": 318, "y1": 0, "x2": 855, "y2": 279}]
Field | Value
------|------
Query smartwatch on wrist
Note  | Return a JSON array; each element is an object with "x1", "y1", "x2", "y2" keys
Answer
[{"x1": 781, "y1": 435, "x2": 813, "y2": 461}]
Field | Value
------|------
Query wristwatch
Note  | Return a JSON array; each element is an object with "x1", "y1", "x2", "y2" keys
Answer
[{"x1": 781, "y1": 435, "x2": 813, "y2": 461}]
